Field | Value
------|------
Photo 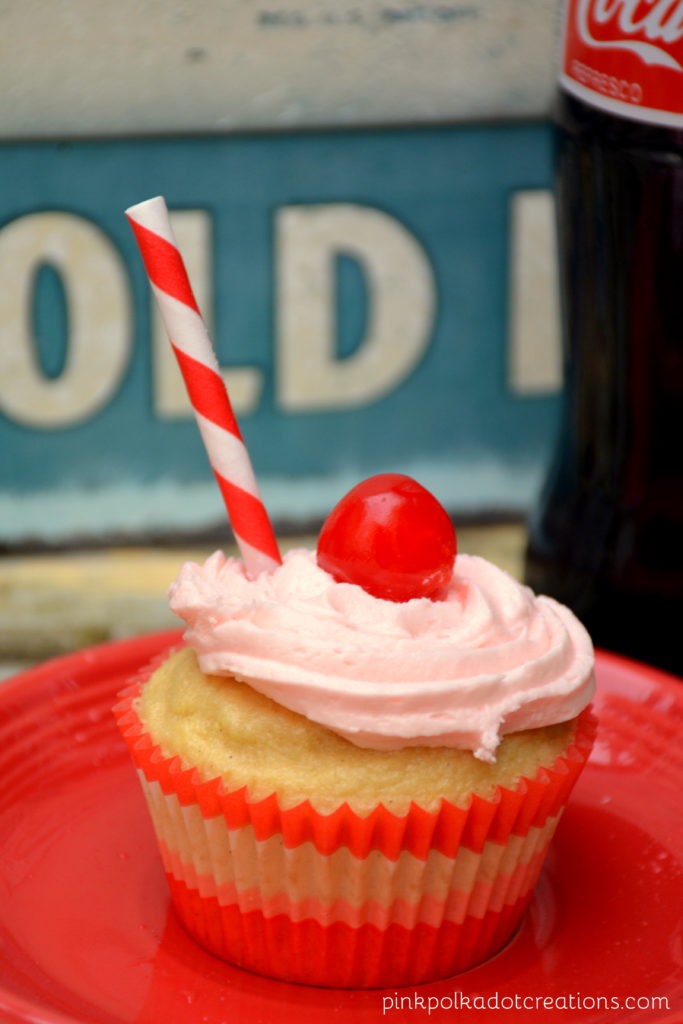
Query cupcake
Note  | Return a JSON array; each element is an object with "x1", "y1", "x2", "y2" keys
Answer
[{"x1": 114, "y1": 475, "x2": 595, "y2": 988}]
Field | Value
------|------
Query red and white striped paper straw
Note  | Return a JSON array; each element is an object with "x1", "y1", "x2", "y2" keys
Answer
[{"x1": 125, "y1": 195, "x2": 281, "y2": 578}]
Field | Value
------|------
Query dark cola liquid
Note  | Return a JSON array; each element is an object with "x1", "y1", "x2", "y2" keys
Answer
[{"x1": 525, "y1": 91, "x2": 683, "y2": 676}]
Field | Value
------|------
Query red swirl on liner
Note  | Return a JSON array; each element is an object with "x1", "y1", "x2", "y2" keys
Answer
[{"x1": 164, "y1": 872, "x2": 538, "y2": 987}]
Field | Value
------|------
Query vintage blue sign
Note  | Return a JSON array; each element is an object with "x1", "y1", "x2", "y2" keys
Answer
[{"x1": 0, "y1": 122, "x2": 559, "y2": 545}]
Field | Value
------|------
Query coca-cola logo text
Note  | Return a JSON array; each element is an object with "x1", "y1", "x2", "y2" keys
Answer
[{"x1": 577, "y1": 0, "x2": 683, "y2": 70}]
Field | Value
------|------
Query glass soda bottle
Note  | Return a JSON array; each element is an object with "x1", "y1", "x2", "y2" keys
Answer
[{"x1": 525, "y1": 0, "x2": 683, "y2": 675}]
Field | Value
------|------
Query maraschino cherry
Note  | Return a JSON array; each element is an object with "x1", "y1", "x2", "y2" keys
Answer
[{"x1": 317, "y1": 474, "x2": 457, "y2": 602}]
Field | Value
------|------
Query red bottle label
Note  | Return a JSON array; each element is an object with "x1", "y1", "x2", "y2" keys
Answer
[{"x1": 561, "y1": 0, "x2": 683, "y2": 126}]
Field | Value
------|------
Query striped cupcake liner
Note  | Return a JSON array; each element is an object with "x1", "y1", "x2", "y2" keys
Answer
[{"x1": 114, "y1": 655, "x2": 596, "y2": 988}]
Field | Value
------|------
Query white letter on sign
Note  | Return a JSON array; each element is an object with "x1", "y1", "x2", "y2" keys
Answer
[
  {"x1": 276, "y1": 204, "x2": 435, "y2": 411},
  {"x1": 507, "y1": 189, "x2": 561, "y2": 395},
  {"x1": 0, "y1": 212, "x2": 131, "y2": 428}
]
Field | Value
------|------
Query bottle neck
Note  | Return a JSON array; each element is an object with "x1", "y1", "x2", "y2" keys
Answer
[{"x1": 556, "y1": 89, "x2": 683, "y2": 153}]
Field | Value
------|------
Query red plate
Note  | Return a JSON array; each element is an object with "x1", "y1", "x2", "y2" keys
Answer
[{"x1": 0, "y1": 632, "x2": 681, "y2": 1024}]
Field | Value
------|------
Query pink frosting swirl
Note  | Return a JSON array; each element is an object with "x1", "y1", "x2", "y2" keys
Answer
[{"x1": 168, "y1": 549, "x2": 595, "y2": 761}]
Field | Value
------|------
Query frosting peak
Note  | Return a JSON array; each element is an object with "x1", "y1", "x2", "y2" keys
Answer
[{"x1": 169, "y1": 549, "x2": 595, "y2": 761}]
